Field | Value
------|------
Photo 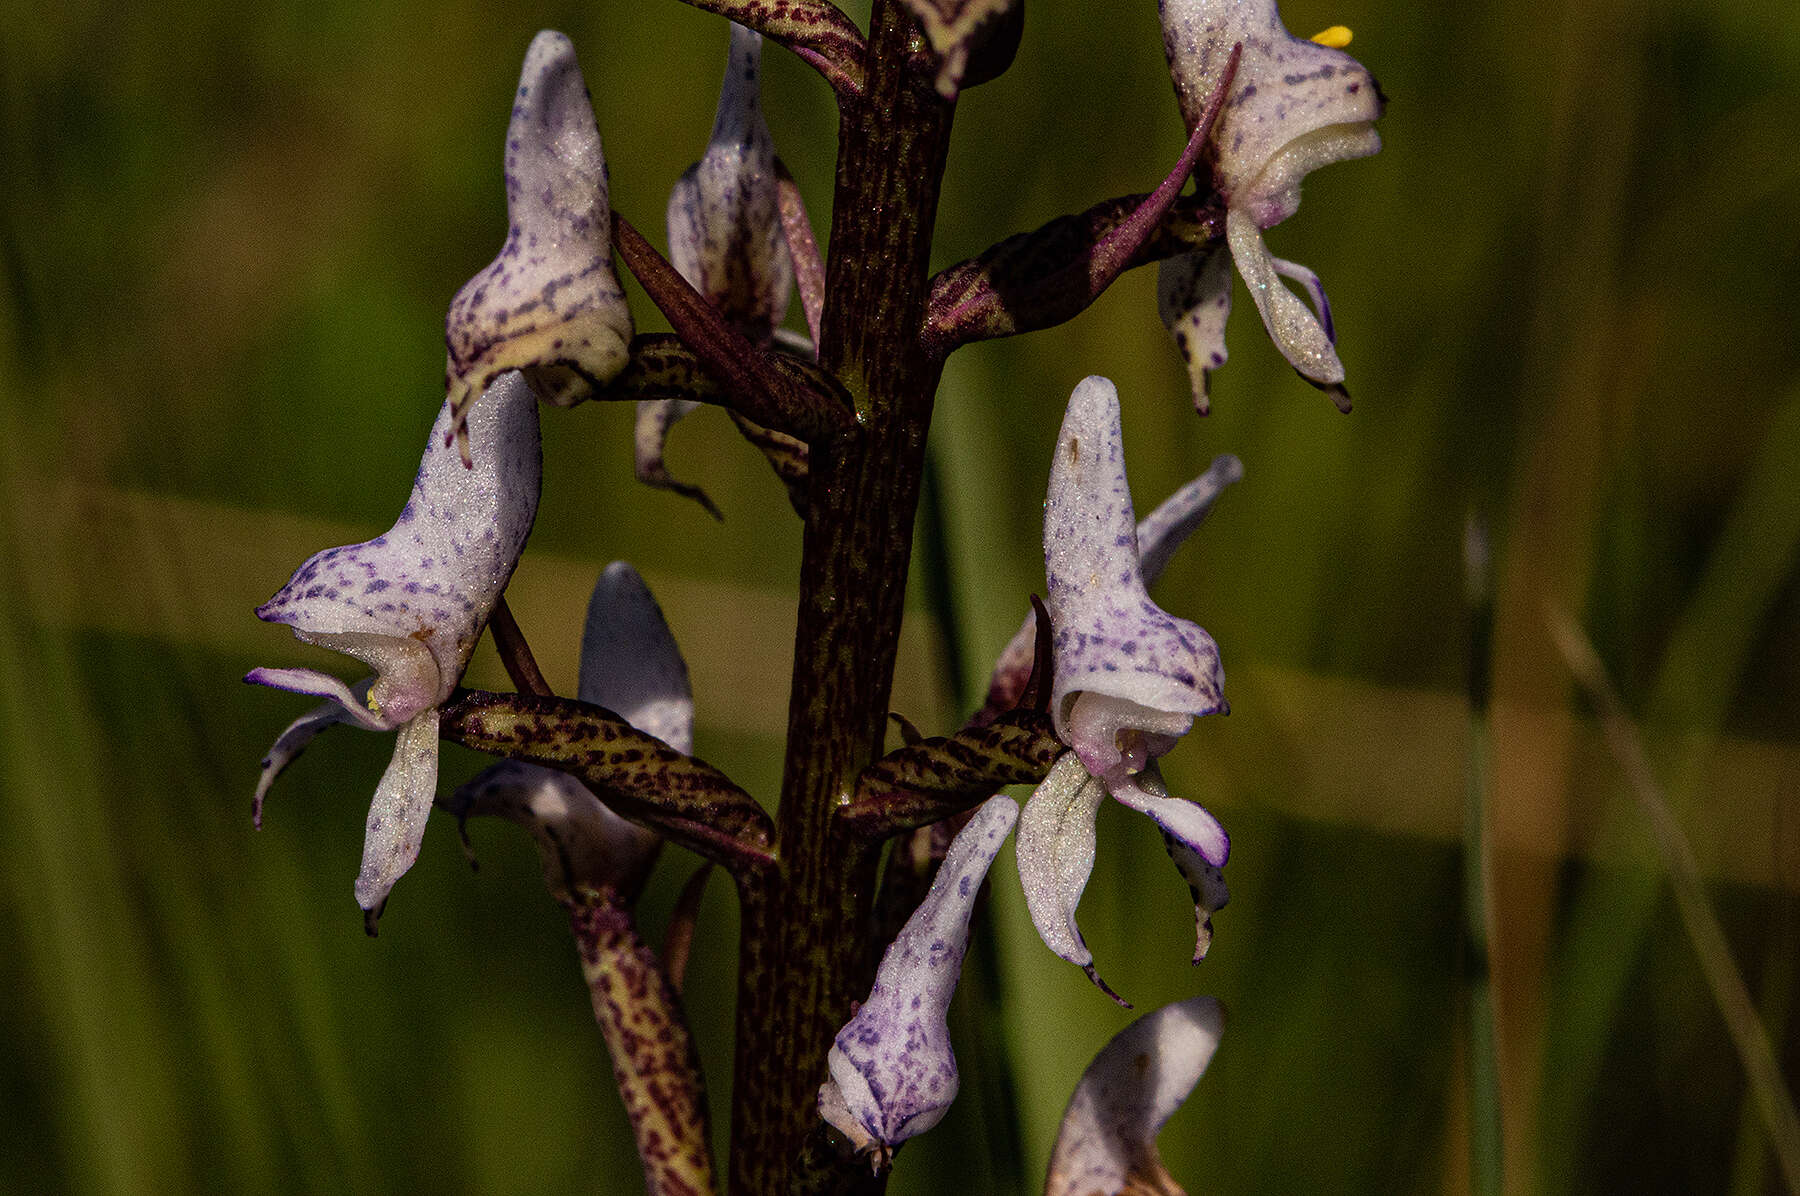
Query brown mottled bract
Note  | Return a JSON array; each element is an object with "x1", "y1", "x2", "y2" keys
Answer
[
  {"x1": 438, "y1": 690, "x2": 777, "y2": 877},
  {"x1": 841, "y1": 708, "x2": 1062, "y2": 837},
  {"x1": 603, "y1": 333, "x2": 847, "y2": 416},
  {"x1": 674, "y1": 0, "x2": 868, "y2": 98},
  {"x1": 923, "y1": 193, "x2": 1225, "y2": 352},
  {"x1": 727, "y1": 411, "x2": 810, "y2": 516},
  {"x1": 572, "y1": 897, "x2": 718, "y2": 1196}
]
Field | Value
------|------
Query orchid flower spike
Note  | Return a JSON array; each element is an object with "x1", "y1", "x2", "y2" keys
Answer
[
  {"x1": 247, "y1": 371, "x2": 541, "y2": 927},
  {"x1": 1021, "y1": 377, "x2": 1230, "y2": 996},
  {"x1": 445, "y1": 31, "x2": 633, "y2": 464},
  {"x1": 637, "y1": 24, "x2": 794, "y2": 512},
  {"x1": 446, "y1": 561, "x2": 687, "y2": 905},
  {"x1": 820, "y1": 795, "x2": 1019, "y2": 1156},
  {"x1": 1158, "y1": 1, "x2": 1384, "y2": 410},
  {"x1": 1043, "y1": 996, "x2": 1225, "y2": 1196}
]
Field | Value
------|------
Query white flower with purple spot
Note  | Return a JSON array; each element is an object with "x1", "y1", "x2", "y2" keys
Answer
[
  {"x1": 1157, "y1": 1, "x2": 1383, "y2": 409},
  {"x1": 247, "y1": 371, "x2": 540, "y2": 925},
  {"x1": 819, "y1": 795, "x2": 1018, "y2": 1154},
  {"x1": 445, "y1": 31, "x2": 634, "y2": 464},
  {"x1": 1019, "y1": 375, "x2": 1230, "y2": 996}
]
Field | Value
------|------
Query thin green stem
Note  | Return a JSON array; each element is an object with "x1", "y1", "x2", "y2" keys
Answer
[{"x1": 1548, "y1": 611, "x2": 1800, "y2": 1196}]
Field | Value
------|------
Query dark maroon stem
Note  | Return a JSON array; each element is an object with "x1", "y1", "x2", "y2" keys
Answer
[
  {"x1": 726, "y1": 2, "x2": 956, "y2": 1192},
  {"x1": 489, "y1": 596, "x2": 552, "y2": 698}
]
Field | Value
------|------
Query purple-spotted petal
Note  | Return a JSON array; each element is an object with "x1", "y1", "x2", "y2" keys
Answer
[
  {"x1": 445, "y1": 31, "x2": 633, "y2": 457},
  {"x1": 256, "y1": 371, "x2": 541, "y2": 706},
  {"x1": 1163, "y1": 829, "x2": 1230, "y2": 963},
  {"x1": 244, "y1": 667, "x2": 389, "y2": 731},
  {"x1": 1159, "y1": 0, "x2": 1382, "y2": 226},
  {"x1": 579, "y1": 561, "x2": 694, "y2": 754},
  {"x1": 1016, "y1": 752, "x2": 1117, "y2": 996},
  {"x1": 666, "y1": 24, "x2": 792, "y2": 343},
  {"x1": 1135, "y1": 454, "x2": 1243, "y2": 589},
  {"x1": 353, "y1": 707, "x2": 441, "y2": 917},
  {"x1": 249, "y1": 693, "x2": 364, "y2": 828},
  {"x1": 821, "y1": 794, "x2": 1019, "y2": 1148},
  {"x1": 1043, "y1": 996, "x2": 1225, "y2": 1196},
  {"x1": 1225, "y1": 209, "x2": 1343, "y2": 386},
  {"x1": 1272, "y1": 254, "x2": 1334, "y2": 343},
  {"x1": 1157, "y1": 245, "x2": 1233, "y2": 415},
  {"x1": 1044, "y1": 377, "x2": 1225, "y2": 774},
  {"x1": 1113, "y1": 759, "x2": 1229, "y2": 870}
]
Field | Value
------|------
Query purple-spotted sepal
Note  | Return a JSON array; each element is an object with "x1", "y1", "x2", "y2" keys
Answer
[
  {"x1": 248, "y1": 372, "x2": 541, "y2": 921},
  {"x1": 1043, "y1": 996, "x2": 1225, "y2": 1196},
  {"x1": 819, "y1": 795, "x2": 1019, "y2": 1152},
  {"x1": 445, "y1": 31, "x2": 633, "y2": 462}
]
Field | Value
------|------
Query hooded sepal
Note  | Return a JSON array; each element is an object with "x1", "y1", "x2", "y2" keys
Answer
[
  {"x1": 666, "y1": 24, "x2": 793, "y2": 344},
  {"x1": 820, "y1": 794, "x2": 1019, "y2": 1148},
  {"x1": 255, "y1": 371, "x2": 541, "y2": 714},
  {"x1": 985, "y1": 455, "x2": 1240, "y2": 720},
  {"x1": 1044, "y1": 378, "x2": 1224, "y2": 787},
  {"x1": 1159, "y1": 1, "x2": 1382, "y2": 405},
  {"x1": 249, "y1": 373, "x2": 541, "y2": 922},
  {"x1": 444, "y1": 31, "x2": 633, "y2": 463},
  {"x1": 1160, "y1": 0, "x2": 1382, "y2": 219},
  {"x1": 1043, "y1": 996, "x2": 1225, "y2": 1196}
]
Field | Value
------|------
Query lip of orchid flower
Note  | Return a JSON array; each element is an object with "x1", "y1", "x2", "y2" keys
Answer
[
  {"x1": 638, "y1": 24, "x2": 794, "y2": 513},
  {"x1": 449, "y1": 561, "x2": 687, "y2": 904},
  {"x1": 1043, "y1": 996, "x2": 1226, "y2": 1196},
  {"x1": 444, "y1": 30, "x2": 634, "y2": 466},
  {"x1": 1044, "y1": 376, "x2": 1226, "y2": 784},
  {"x1": 1157, "y1": 1, "x2": 1383, "y2": 401},
  {"x1": 247, "y1": 370, "x2": 542, "y2": 922},
  {"x1": 820, "y1": 794, "x2": 1019, "y2": 1152}
]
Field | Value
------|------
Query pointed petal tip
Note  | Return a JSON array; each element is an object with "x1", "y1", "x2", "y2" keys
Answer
[{"x1": 1082, "y1": 962, "x2": 1132, "y2": 1009}]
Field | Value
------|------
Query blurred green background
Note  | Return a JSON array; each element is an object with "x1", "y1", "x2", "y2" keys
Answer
[{"x1": 3, "y1": 0, "x2": 1799, "y2": 1192}]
